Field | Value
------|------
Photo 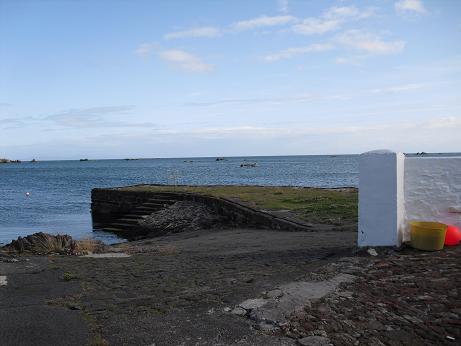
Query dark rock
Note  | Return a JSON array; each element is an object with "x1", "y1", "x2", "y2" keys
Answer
[
  {"x1": 1, "y1": 232, "x2": 106, "y2": 255},
  {"x1": 2, "y1": 232, "x2": 77, "y2": 255},
  {"x1": 231, "y1": 307, "x2": 247, "y2": 316},
  {"x1": 256, "y1": 321, "x2": 280, "y2": 332},
  {"x1": 297, "y1": 336, "x2": 331, "y2": 345}
]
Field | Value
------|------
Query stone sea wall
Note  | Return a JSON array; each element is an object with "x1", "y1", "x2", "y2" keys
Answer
[
  {"x1": 404, "y1": 157, "x2": 461, "y2": 233},
  {"x1": 91, "y1": 187, "x2": 313, "y2": 232}
]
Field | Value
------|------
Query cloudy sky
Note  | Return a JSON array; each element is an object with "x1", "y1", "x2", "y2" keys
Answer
[{"x1": 1, "y1": 0, "x2": 460, "y2": 160}]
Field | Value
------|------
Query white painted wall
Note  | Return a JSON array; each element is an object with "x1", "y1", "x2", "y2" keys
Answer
[
  {"x1": 359, "y1": 152, "x2": 461, "y2": 247},
  {"x1": 358, "y1": 150, "x2": 405, "y2": 247},
  {"x1": 404, "y1": 157, "x2": 461, "y2": 241}
]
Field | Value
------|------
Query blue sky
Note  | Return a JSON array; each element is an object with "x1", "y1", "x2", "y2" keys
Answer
[{"x1": 1, "y1": 0, "x2": 460, "y2": 160}]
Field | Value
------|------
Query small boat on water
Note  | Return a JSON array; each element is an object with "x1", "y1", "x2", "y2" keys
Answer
[
  {"x1": 240, "y1": 163, "x2": 257, "y2": 168},
  {"x1": 80, "y1": 158, "x2": 89, "y2": 161}
]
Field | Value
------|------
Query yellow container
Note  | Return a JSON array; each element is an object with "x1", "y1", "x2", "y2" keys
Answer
[{"x1": 410, "y1": 221, "x2": 447, "y2": 251}]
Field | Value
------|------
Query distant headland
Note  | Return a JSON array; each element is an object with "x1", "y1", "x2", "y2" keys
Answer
[
  {"x1": 0, "y1": 158, "x2": 21, "y2": 164},
  {"x1": 0, "y1": 158, "x2": 39, "y2": 164}
]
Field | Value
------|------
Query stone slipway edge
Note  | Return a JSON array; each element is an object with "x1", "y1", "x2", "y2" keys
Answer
[{"x1": 91, "y1": 185, "x2": 319, "y2": 233}]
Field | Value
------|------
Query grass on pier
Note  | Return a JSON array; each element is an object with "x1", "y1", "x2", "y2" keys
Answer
[{"x1": 120, "y1": 185, "x2": 358, "y2": 226}]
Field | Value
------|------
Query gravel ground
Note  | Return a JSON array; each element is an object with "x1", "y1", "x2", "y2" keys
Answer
[{"x1": 282, "y1": 246, "x2": 461, "y2": 346}]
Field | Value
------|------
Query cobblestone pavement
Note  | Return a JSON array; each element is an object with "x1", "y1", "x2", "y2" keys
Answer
[{"x1": 283, "y1": 246, "x2": 460, "y2": 346}]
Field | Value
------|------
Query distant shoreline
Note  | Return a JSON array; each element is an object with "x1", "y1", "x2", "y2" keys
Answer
[{"x1": 2, "y1": 152, "x2": 460, "y2": 163}]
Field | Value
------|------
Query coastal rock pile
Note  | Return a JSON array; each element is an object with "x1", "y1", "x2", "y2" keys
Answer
[
  {"x1": 139, "y1": 201, "x2": 224, "y2": 236},
  {"x1": 2, "y1": 232, "x2": 106, "y2": 255},
  {"x1": 2, "y1": 232, "x2": 77, "y2": 255}
]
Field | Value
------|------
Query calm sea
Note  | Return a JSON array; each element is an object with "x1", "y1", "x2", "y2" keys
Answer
[{"x1": 0, "y1": 155, "x2": 358, "y2": 244}]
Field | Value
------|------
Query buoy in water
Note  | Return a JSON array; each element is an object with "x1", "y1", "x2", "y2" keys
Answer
[{"x1": 25, "y1": 192, "x2": 30, "y2": 197}]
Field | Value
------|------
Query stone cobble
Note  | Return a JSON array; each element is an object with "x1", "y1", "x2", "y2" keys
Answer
[{"x1": 283, "y1": 246, "x2": 460, "y2": 345}]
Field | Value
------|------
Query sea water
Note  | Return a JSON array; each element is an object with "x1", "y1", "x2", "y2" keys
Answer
[{"x1": 0, "y1": 155, "x2": 358, "y2": 244}]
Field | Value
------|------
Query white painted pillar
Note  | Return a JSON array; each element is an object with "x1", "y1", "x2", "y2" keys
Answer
[{"x1": 358, "y1": 150, "x2": 405, "y2": 247}]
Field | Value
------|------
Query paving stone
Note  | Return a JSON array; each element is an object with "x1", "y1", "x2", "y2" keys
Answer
[
  {"x1": 297, "y1": 336, "x2": 331, "y2": 346},
  {"x1": 231, "y1": 307, "x2": 247, "y2": 316}
]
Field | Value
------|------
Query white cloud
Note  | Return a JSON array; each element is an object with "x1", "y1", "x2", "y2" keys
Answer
[
  {"x1": 371, "y1": 83, "x2": 426, "y2": 93},
  {"x1": 159, "y1": 49, "x2": 214, "y2": 73},
  {"x1": 164, "y1": 26, "x2": 221, "y2": 39},
  {"x1": 43, "y1": 106, "x2": 157, "y2": 128},
  {"x1": 134, "y1": 116, "x2": 461, "y2": 139},
  {"x1": 419, "y1": 116, "x2": 461, "y2": 129},
  {"x1": 135, "y1": 45, "x2": 213, "y2": 73},
  {"x1": 293, "y1": 6, "x2": 374, "y2": 35},
  {"x1": 232, "y1": 15, "x2": 296, "y2": 31},
  {"x1": 278, "y1": 0, "x2": 289, "y2": 14},
  {"x1": 185, "y1": 92, "x2": 347, "y2": 107},
  {"x1": 337, "y1": 30, "x2": 405, "y2": 54},
  {"x1": 395, "y1": 0, "x2": 427, "y2": 15},
  {"x1": 135, "y1": 43, "x2": 156, "y2": 58},
  {"x1": 113, "y1": 125, "x2": 384, "y2": 138},
  {"x1": 293, "y1": 18, "x2": 341, "y2": 35},
  {"x1": 324, "y1": 6, "x2": 374, "y2": 20},
  {"x1": 264, "y1": 43, "x2": 334, "y2": 62},
  {"x1": 335, "y1": 56, "x2": 363, "y2": 65}
]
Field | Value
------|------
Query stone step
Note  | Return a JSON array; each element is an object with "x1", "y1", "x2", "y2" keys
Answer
[
  {"x1": 134, "y1": 207, "x2": 161, "y2": 213},
  {"x1": 135, "y1": 205, "x2": 162, "y2": 210},
  {"x1": 100, "y1": 227, "x2": 125, "y2": 234},
  {"x1": 142, "y1": 202, "x2": 170, "y2": 207},
  {"x1": 129, "y1": 210, "x2": 154, "y2": 216},
  {"x1": 116, "y1": 218, "x2": 140, "y2": 225},
  {"x1": 110, "y1": 223, "x2": 141, "y2": 230},
  {"x1": 123, "y1": 214, "x2": 149, "y2": 219},
  {"x1": 146, "y1": 198, "x2": 178, "y2": 204},
  {"x1": 147, "y1": 192, "x2": 184, "y2": 199}
]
